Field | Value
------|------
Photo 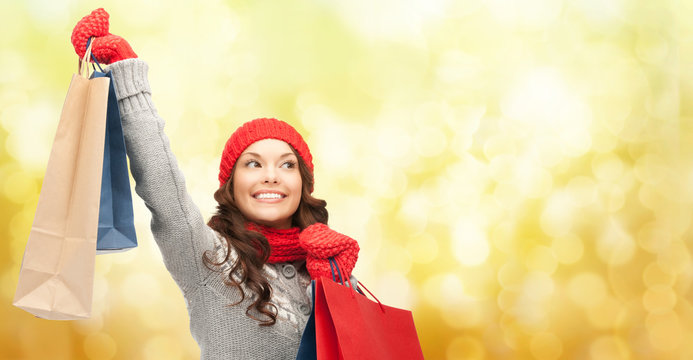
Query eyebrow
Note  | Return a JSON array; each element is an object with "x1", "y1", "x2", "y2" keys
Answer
[{"x1": 241, "y1": 152, "x2": 296, "y2": 159}]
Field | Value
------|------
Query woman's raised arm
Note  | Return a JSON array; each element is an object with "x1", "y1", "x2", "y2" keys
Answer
[
  {"x1": 107, "y1": 58, "x2": 215, "y2": 293},
  {"x1": 72, "y1": 9, "x2": 215, "y2": 293}
]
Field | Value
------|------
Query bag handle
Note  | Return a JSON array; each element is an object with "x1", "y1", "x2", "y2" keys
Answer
[
  {"x1": 78, "y1": 38, "x2": 94, "y2": 78},
  {"x1": 355, "y1": 280, "x2": 384, "y2": 313},
  {"x1": 78, "y1": 37, "x2": 105, "y2": 78},
  {"x1": 328, "y1": 257, "x2": 385, "y2": 313},
  {"x1": 329, "y1": 257, "x2": 344, "y2": 284}
]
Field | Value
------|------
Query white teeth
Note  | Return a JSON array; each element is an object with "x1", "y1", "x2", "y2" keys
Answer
[{"x1": 255, "y1": 193, "x2": 282, "y2": 199}]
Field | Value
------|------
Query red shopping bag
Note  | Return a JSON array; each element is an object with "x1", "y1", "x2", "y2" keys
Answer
[{"x1": 314, "y1": 260, "x2": 425, "y2": 359}]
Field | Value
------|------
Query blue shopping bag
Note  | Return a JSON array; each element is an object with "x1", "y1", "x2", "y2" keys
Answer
[
  {"x1": 296, "y1": 280, "x2": 317, "y2": 360},
  {"x1": 88, "y1": 49, "x2": 137, "y2": 253}
]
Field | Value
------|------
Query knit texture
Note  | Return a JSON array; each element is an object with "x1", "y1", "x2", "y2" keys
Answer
[
  {"x1": 89, "y1": 34, "x2": 138, "y2": 64},
  {"x1": 71, "y1": 8, "x2": 137, "y2": 64},
  {"x1": 71, "y1": 8, "x2": 109, "y2": 58},
  {"x1": 218, "y1": 118, "x2": 314, "y2": 191},
  {"x1": 247, "y1": 222, "x2": 360, "y2": 280},
  {"x1": 246, "y1": 222, "x2": 306, "y2": 263},
  {"x1": 299, "y1": 223, "x2": 360, "y2": 280}
]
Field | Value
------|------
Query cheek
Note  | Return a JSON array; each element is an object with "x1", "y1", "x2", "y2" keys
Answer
[
  {"x1": 289, "y1": 173, "x2": 303, "y2": 194},
  {"x1": 232, "y1": 170, "x2": 252, "y2": 192},
  {"x1": 232, "y1": 186, "x2": 242, "y2": 204},
  {"x1": 287, "y1": 174, "x2": 302, "y2": 209},
  {"x1": 231, "y1": 175, "x2": 251, "y2": 205}
]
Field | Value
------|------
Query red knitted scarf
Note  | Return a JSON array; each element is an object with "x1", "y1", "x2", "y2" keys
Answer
[{"x1": 245, "y1": 222, "x2": 307, "y2": 263}]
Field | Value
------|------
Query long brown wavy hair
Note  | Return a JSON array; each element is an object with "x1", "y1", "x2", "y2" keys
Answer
[{"x1": 204, "y1": 145, "x2": 328, "y2": 326}]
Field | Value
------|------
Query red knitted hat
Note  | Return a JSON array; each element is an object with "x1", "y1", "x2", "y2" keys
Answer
[{"x1": 218, "y1": 118, "x2": 314, "y2": 191}]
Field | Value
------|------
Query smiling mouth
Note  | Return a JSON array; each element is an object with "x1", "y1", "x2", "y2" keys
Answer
[{"x1": 253, "y1": 193, "x2": 286, "y2": 200}]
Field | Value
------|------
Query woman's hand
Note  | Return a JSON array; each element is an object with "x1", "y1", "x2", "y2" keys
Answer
[
  {"x1": 71, "y1": 8, "x2": 137, "y2": 64},
  {"x1": 299, "y1": 223, "x2": 359, "y2": 280}
]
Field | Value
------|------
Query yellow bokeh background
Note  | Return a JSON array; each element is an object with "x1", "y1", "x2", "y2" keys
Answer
[{"x1": 2, "y1": 0, "x2": 693, "y2": 359}]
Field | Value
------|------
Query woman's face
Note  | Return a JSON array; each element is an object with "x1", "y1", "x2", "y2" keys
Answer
[{"x1": 232, "y1": 139, "x2": 303, "y2": 229}]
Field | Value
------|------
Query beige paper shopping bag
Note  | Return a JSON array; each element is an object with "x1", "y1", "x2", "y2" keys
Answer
[{"x1": 13, "y1": 47, "x2": 110, "y2": 320}]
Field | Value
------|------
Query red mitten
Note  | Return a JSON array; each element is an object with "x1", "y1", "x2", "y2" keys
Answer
[
  {"x1": 71, "y1": 8, "x2": 110, "y2": 59},
  {"x1": 299, "y1": 223, "x2": 359, "y2": 281},
  {"x1": 70, "y1": 8, "x2": 137, "y2": 64},
  {"x1": 89, "y1": 34, "x2": 138, "y2": 64}
]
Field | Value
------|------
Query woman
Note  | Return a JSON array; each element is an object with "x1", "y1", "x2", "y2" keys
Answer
[{"x1": 71, "y1": 9, "x2": 360, "y2": 360}]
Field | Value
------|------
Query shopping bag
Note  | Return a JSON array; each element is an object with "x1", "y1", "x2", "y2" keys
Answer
[
  {"x1": 91, "y1": 63, "x2": 138, "y2": 253},
  {"x1": 297, "y1": 259, "x2": 362, "y2": 360},
  {"x1": 296, "y1": 280, "x2": 317, "y2": 360},
  {"x1": 12, "y1": 42, "x2": 109, "y2": 320},
  {"x1": 314, "y1": 259, "x2": 425, "y2": 360}
]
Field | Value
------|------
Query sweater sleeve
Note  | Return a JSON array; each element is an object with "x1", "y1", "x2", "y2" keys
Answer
[{"x1": 105, "y1": 58, "x2": 213, "y2": 293}]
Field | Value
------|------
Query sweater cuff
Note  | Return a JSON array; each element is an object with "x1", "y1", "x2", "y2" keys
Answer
[{"x1": 105, "y1": 58, "x2": 154, "y2": 114}]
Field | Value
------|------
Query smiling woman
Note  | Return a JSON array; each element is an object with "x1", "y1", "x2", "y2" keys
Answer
[
  {"x1": 232, "y1": 139, "x2": 303, "y2": 229},
  {"x1": 64, "y1": 8, "x2": 361, "y2": 360}
]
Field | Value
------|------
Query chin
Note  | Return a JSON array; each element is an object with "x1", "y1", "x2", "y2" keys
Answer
[{"x1": 253, "y1": 215, "x2": 292, "y2": 227}]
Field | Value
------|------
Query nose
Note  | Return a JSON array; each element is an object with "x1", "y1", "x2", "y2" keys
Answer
[{"x1": 263, "y1": 167, "x2": 279, "y2": 184}]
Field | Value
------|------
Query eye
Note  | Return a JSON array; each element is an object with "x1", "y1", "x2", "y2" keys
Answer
[
  {"x1": 245, "y1": 159, "x2": 261, "y2": 168},
  {"x1": 281, "y1": 160, "x2": 297, "y2": 169}
]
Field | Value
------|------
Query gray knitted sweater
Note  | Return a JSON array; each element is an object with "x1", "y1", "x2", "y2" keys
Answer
[{"x1": 106, "y1": 59, "x2": 313, "y2": 360}]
